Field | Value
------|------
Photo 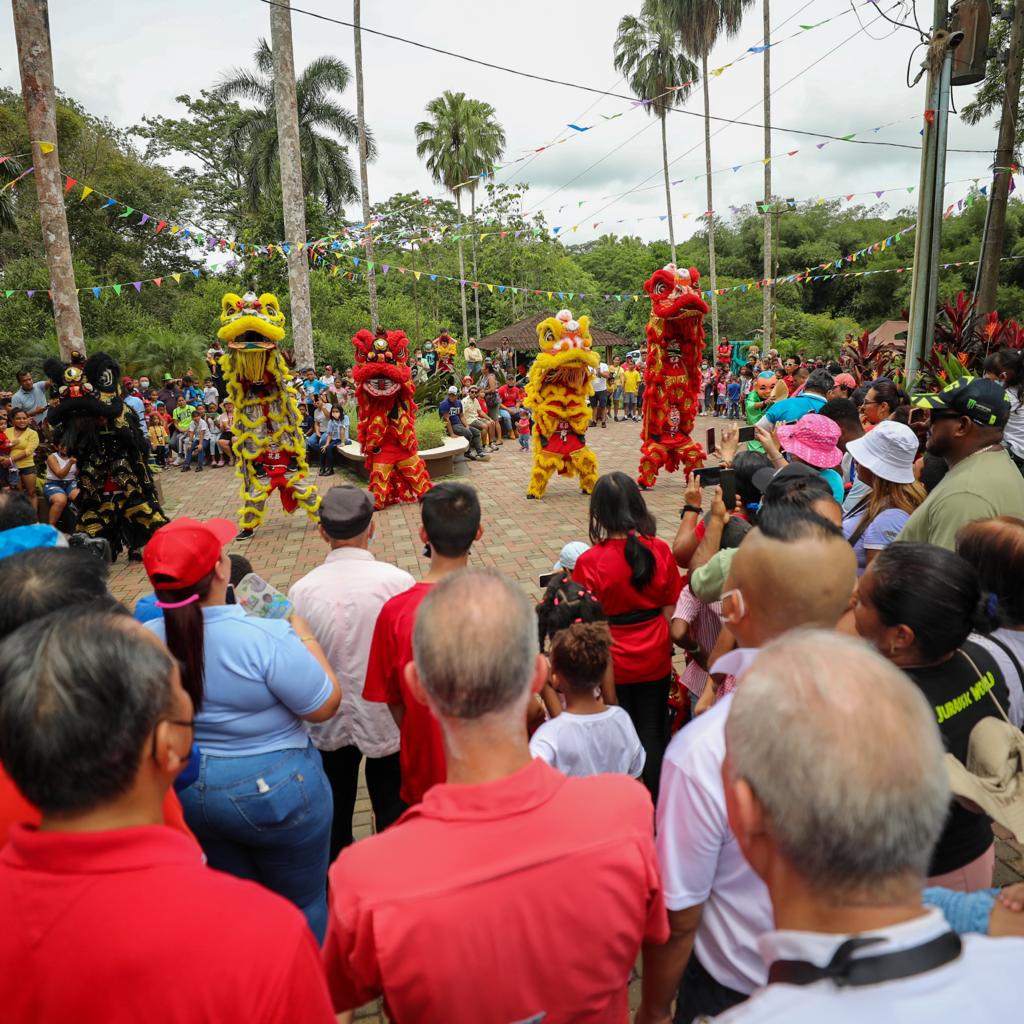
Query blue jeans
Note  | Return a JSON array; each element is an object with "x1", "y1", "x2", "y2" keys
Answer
[
  {"x1": 493, "y1": 407, "x2": 512, "y2": 434},
  {"x1": 467, "y1": 360, "x2": 482, "y2": 379},
  {"x1": 177, "y1": 744, "x2": 333, "y2": 941},
  {"x1": 183, "y1": 438, "x2": 205, "y2": 468}
]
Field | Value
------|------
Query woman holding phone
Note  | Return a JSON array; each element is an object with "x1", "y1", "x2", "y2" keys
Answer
[
  {"x1": 573, "y1": 472, "x2": 682, "y2": 799},
  {"x1": 143, "y1": 517, "x2": 340, "y2": 940}
]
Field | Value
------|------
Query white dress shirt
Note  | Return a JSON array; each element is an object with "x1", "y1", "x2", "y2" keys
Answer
[
  {"x1": 657, "y1": 693, "x2": 772, "y2": 994},
  {"x1": 714, "y1": 907, "x2": 1024, "y2": 1021},
  {"x1": 288, "y1": 547, "x2": 414, "y2": 756}
]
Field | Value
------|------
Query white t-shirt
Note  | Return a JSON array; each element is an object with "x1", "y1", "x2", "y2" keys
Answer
[
  {"x1": 657, "y1": 693, "x2": 772, "y2": 994},
  {"x1": 529, "y1": 706, "x2": 645, "y2": 779},
  {"x1": 203, "y1": 386, "x2": 220, "y2": 407},
  {"x1": 590, "y1": 363, "x2": 609, "y2": 392},
  {"x1": 1004, "y1": 388, "x2": 1024, "y2": 459},
  {"x1": 971, "y1": 629, "x2": 1024, "y2": 727}
]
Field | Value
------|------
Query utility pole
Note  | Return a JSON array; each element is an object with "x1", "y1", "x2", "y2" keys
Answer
[
  {"x1": 906, "y1": 4, "x2": 960, "y2": 383},
  {"x1": 352, "y1": 0, "x2": 379, "y2": 331},
  {"x1": 762, "y1": 0, "x2": 773, "y2": 346},
  {"x1": 269, "y1": 0, "x2": 315, "y2": 370},
  {"x1": 974, "y1": 0, "x2": 1024, "y2": 318},
  {"x1": 12, "y1": 0, "x2": 85, "y2": 360}
]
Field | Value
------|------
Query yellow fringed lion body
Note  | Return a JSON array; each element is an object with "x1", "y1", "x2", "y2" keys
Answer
[
  {"x1": 217, "y1": 292, "x2": 320, "y2": 532},
  {"x1": 523, "y1": 310, "x2": 600, "y2": 499}
]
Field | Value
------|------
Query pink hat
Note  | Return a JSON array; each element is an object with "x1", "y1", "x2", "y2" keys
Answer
[
  {"x1": 776, "y1": 414, "x2": 843, "y2": 470},
  {"x1": 833, "y1": 372, "x2": 857, "y2": 389}
]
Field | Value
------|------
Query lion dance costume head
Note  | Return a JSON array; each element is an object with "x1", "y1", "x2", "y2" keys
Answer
[
  {"x1": 45, "y1": 351, "x2": 167, "y2": 558},
  {"x1": 352, "y1": 327, "x2": 431, "y2": 509},
  {"x1": 637, "y1": 263, "x2": 710, "y2": 487},
  {"x1": 218, "y1": 291, "x2": 319, "y2": 535},
  {"x1": 523, "y1": 309, "x2": 600, "y2": 499}
]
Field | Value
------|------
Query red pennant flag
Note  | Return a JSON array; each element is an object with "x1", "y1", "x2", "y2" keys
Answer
[
  {"x1": 153, "y1": 277, "x2": 162, "y2": 287},
  {"x1": 63, "y1": 177, "x2": 77, "y2": 193},
  {"x1": 47, "y1": 290, "x2": 53, "y2": 300},
  {"x1": 845, "y1": 194, "x2": 854, "y2": 201},
  {"x1": 155, "y1": 220, "x2": 167, "y2": 234}
]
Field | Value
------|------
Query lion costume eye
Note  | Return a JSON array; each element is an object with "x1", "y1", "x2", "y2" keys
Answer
[
  {"x1": 544, "y1": 329, "x2": 556, "y2": 343},
  {"x1": 654, "y1": 282, "x2": 668, "y2": 295}
]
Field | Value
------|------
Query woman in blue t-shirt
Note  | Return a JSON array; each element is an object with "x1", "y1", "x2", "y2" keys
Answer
[
  {"x1": 143, "y1": 517, "x2": 340, "y2": 940},
  {"x1": 842, "y1": 419, "x2": 926, "y2": 572}
]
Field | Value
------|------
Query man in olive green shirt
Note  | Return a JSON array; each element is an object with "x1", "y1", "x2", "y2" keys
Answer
[{"x1": 899, "y1": 377, "x2": 1024, "y2": 550}]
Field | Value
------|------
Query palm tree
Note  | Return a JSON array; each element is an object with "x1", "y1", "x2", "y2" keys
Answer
[
  {"x1": 656, "y1": 0, "x2": 753, "y2": 348},
  {"x1": 215, "y1": 39, "x2": 374, "y2": 214},
  {"x1": 614, "y1": 1, "x2": 698, "y2": 264},
  {"x1": 415, "y1": 91, "x2": 505, "y2": 343}
]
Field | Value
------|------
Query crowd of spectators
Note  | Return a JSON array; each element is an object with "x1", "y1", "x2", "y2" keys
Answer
[{"x1": 2, "y1": 343, "x2": 1024, "y2": 1021}]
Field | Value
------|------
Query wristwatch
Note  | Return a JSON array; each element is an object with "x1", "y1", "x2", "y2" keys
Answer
[{"x1": 680, "y1": 504, "x2": 702, "y2": 518}]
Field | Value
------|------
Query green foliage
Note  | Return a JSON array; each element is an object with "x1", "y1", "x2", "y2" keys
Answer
[{"x1": 414, "y1": 410, "x2": 446, "y2": 451}]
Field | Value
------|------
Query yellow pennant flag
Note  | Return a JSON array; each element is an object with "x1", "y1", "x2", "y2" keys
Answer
[
  {"x1": 80, "y1": 186, "x2": 93, "y2": 201},
  {"x1": 170, "y1": 225, "x2": 180, "y2": 235},
  {"x1": 171, "y1": 273, "x2": 182, "y2": 283},
  {"x1": 37, "y1": 141, "x2": 55, "y2": 154},
  {"x1": 761, "y1": 157, "x2": 771, "y2": 165},
  {"x1": 547, "y1": 291, "x2": 553, "y2": 300},
  {"x1": 480, "y1": 233, "x2": 487, "y2": 241},
  {"x1": 486, "y1": 283, "x2": 494, "y2": 293},
  {"x1": 414, "y1": 271, "x2": 421, "y2": 281}
]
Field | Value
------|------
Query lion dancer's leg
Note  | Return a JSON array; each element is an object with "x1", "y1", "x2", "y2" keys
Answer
[
  {"x1": 235, "y1": 434, "x2": 269, "y2": 540},
  {"x1": 396, "y1": 454, "x2": 431, "y2": 503},
  {"x1": 368, "y1": 461, "x2": 396, "y2": 511},
  {"x1": 638, "y1": 440, "x2": 670, "y2": 489},
  {"x1": 527, "y1": 442, "x2": 561, "y2": 499},
  {"x1": 283, "y1": 465, "x2": 321, "y2": 522},
  {"x1": 570, "y1": 446, "x2": 599, "y2": 495}
]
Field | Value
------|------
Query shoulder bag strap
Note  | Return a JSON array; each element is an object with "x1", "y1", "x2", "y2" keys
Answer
[{"x1": 957, "y1": 647, "x2": 1013, "y2": 726}]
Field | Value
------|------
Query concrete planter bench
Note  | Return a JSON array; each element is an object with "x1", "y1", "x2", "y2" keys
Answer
[{"x1": 338, "y1": 435, "x2": 469, "y2": 481}]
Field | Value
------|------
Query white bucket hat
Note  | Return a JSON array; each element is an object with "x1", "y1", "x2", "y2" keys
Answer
[{"x1": 845, "y1": 420, "x2": 918, "y2": 485}]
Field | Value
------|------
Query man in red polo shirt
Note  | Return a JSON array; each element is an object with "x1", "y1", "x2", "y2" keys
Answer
[
  {"x1": 324, "y1": 570, "x2": 668, "y2": 1022},
  {"x1": 363, "y1": 481, "x2": 483, "y2": 806},
  {"x1": 0, "y1": 610, "x2": 334, "y2": 1024}
]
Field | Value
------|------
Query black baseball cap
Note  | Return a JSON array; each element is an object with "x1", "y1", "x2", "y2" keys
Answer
[
  {"x1": 911, "y1": 376, "x2": 1010, "y2": 429},
  {"x1": 319, "y1": 485, "x2": 374, "y2": 539},
  {"x1": 751, "y1": 461, "x2": 817, "y2": 495}
]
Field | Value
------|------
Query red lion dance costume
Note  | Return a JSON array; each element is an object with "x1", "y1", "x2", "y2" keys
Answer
[
  {"x1": 638, "y1": 263, "x2": 711, "y2": 488},
  {"x1": 352, "y1": 328, "x2": 432, "y2": 509}
]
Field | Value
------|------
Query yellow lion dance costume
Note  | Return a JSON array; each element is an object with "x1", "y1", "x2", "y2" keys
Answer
[
  {"x1": 217, "y1": 291, "x2": 320, "y2": 538},
  {"x1": 524, "y1": 309, "x2": 600, "y2": 499}
]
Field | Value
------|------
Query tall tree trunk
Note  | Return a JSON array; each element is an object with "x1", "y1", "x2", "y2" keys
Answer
[
  {"x1": 470, "y1": 189, "x2": 481, "y2": 340},
  {"x1": 660, "y1": 111, "x2": 676, "y2": 263},
  {"x1": 975, "y1": 0, "x2": 1024, "y2": 317},
  {"x1": 455, "y1": 191, "x2": 469, "y2": 342},
  {"x1": 762, "y1": 0, "x2": 773, "y2": 346},
  {"x1": 352, "y1": 0, "x2": 379, "y2": 330},
  {"x1": 269, "y1": 0, "x2": 314, "y2": 370},
  {"x1": 702, "y1": 53, "x2": 719, "y2": 351},
  {"x1": 12, "y1": 0, "x2": 85, "y2": 360}
]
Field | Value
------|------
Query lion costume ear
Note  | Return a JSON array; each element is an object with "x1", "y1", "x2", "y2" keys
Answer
[
  {"x1": 577, "y1": 315, "x2": 591, "y2": 345},
  {"x1": 352, "y1": 329, "x2": 375, "y2": 363},
  {"x1": 688, "y1": 268, "x2": 701, "y2": 286},
  {"x1": 221, "y1": 293, "x2": 242, "y2": 323},
  {"x1": 258, "y1": 293, "x2": 285, "y2": 327}
]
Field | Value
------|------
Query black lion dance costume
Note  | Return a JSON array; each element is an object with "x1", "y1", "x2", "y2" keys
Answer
[{"x1": 45, "y1": 352, "x2": 167, "y2": 560}]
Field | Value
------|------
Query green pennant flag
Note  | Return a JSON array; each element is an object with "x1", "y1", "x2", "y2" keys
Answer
[
  {"x1": 760, "y1": 203, "x2": 770, "y2": 213},
  {"x1": 118, "y1": 207, "x2": 134, "y2": 218},
  {"x1": 112, "y1": 284, "x2": 122, "y2": 296},
  {"x1": 3, "y1": 290, "x2": 13, "y2": 298},
  {"x1": 367, "y1": 261, "x2": 375, "y2": 271}
]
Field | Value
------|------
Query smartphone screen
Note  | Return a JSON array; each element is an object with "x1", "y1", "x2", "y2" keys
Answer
[
  {"x1": 719, "y1": 468, "x2": 737, "y2": 510},
  {"x1": 737, "y1": 425, "x2": 756, "y2": 443},
  {"x1": 706, "y1": 427, "x2": 716, "y2": 453}
]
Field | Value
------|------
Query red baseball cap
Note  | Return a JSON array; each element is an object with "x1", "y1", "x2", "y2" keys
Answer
[{"x1": 143, "y1": 517, "x2": 237, "y2": 590}]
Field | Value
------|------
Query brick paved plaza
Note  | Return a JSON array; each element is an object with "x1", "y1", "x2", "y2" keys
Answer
[{"x1": 107, "y1": 412, "x2": 1024, "y2": 1021}]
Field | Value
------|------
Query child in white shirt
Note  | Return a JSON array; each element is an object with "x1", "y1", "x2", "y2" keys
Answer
[{"x1": 529, "y1": 621, "x2": 645, "y2": 779}]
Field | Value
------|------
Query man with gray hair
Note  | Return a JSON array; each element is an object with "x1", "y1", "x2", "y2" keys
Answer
[
  {"x1": 0, "y1": 610, "x2": 334, "y2": 1022},
  {"x1": 323, "y1": 568, "x2": 668, "y2": 1023},
  {"x1": 713, "y1": 630, "x2": 1022, "y2": 1020}
]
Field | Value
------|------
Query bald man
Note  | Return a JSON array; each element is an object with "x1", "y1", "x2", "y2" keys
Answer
[{"x1": 636, "y1": 508, "x2": 858, "y2": 1024}]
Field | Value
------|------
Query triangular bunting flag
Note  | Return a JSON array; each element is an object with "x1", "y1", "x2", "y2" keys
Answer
[
  {"x1": 63, "y1": 177, "x2": 77, "y2": 193},
  {"x1": 132, "y1": 281, "x2": 142, "y2": 292},
  {"x1": 112, "y1": 284, "x2": 121, "y2": 296},
  {"x1": 118, "y1": 206, "x2": 134, "y2": 218},
  {"x1": 91, "y1": 287, "x2": 101, "y2": 298},
  {"x1": 80, "y1": 186, "x2": 93, "y2": 201}
]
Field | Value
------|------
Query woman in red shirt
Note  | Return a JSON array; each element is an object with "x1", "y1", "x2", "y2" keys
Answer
[{"x1": 573, "y1": 472, "x2": 682, "y2": 798}]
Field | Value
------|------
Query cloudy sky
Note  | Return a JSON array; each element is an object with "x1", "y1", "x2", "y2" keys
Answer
[{"x1": 0, "y1": 0, "x2": 1002, "y2": 247}]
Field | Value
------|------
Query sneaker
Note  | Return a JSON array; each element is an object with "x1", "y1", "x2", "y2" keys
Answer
[
  {"x1": 195, "y1": 466, "x2": 203, "y2": 473},
  {"x1": 477, "y1": 452, "x2": 491, "y2": 461},
  {"x1": 465, "y1": 450, "x2": 478, "y2": 461},
  {"x1": 181, "y1": 465, "x2": 191, "y2": 472},
  {"x1": 236, "y1": 528, "x2": 255, "y2": 541},
  {"x1": 601, "y1": 421, "x2": 607, "y2": 428}
]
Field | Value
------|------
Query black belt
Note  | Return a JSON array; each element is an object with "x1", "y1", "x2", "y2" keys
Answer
[
  {"x1": 607, "y1": 606, "x2": 662, "y2": 627},
  {"x1": 768, "y1": 930, "x2": 962, "y2": 989}
]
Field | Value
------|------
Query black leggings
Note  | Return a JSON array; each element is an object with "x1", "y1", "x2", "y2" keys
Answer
[{"x1": 616, "y1": 675, "x2": 672, "y2": 802}]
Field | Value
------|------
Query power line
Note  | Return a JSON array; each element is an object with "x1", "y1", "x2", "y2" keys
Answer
[{"x1": 257, "y1": 0, "x2": 988, "y2": 152}]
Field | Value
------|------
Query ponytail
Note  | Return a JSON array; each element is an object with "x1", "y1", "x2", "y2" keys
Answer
[
  {"x1": 536, "y1": 576, "x2": 606, "y2": 652},
  {"x1": 156, "y1": 569, "x2": 215, "y2": 710},
  {"x1": 624, "y1": 530, "x2": 655, "y2": 590}
]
